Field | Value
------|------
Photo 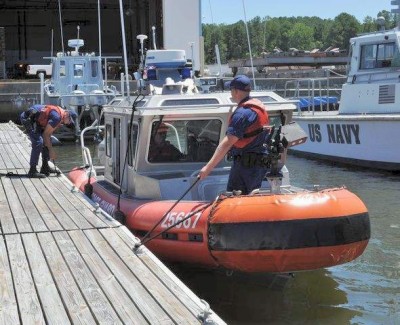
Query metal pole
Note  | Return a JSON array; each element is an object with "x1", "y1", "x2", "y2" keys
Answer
[
  {"x1": 58, "y1": 0, "x2": 64, "y2": 53},
  {"x1": 98, "y1": 0, "x2": 102, "y2": 57},
  {"x1": 118, "y1": 0, "x2": 130, "y2": 101},
  {"x1": 241, "y1": 0, "x2": 257, "y2": 89},
  {"x1": 152, "y1": 26, "x2": 157, "y2": 50}
]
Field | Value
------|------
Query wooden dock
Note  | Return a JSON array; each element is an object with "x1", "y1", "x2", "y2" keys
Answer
[{"x1": 0, "y1": 122, "x2": 225, "y2": 325}]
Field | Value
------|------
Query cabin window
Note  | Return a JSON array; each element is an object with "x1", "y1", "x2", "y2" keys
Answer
[
  {"x1": 253, "y1": 96, "x2": 277, "y2": 102},
  {"x1": 128, "y1": 123, "x2": 139, "y2": 167},
  {"x1": 161, "y1": 98, "x2": 219, "y2": 106},
  {"x1": 91, "y1": 60, "x2": 98, "y2": 78},
  {"x1": 73, "y1": 63, "x2": 84, "y2": 77},
  {"x1": 105, "y1": 124, "x2": 112, "y2": 157},
  {"x1": 59, "y1": 61, "x2": 66, "y2": 77},
  {"x1": 230, "y1": 96, "x2": 277, "y2": 103},
  {"x1": 360, "y1": 42, "x2": 400, "y2": 69},
  {"x1": 148, "y1": 119, "x2": 222, "y2": 163}
]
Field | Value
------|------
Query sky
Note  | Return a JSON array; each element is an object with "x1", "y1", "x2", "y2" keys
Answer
[{"x1": 202, "y1": 0, "x2": 394, "y2": 24}]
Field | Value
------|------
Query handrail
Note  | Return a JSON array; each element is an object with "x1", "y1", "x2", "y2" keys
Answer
[
  {"x1": 80, "y1": 121, "x2": 105, "y2": 171},
  {"x1": 101, "y1": 100, "x2": 300, "y2": 111},
  {"x1": 284, "y1": 74, "x2": 343, "y2": 114}
]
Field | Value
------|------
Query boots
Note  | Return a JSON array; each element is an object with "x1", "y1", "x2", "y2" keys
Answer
[
  {"x1": 28, "y1": 166, "x2": 46, "y2": 178},
  {"x1": 40, "y1": 161, "x2": 58, "y2": 176}
]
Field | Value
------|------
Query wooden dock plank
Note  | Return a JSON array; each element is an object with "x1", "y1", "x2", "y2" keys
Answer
[
  {"x1": 1, "y1": 173, "x2": 33, "y2": 233},
  {"x1": 69, "y1": 230, "x2": 151, "y2": 325},
  {"x1": 4, "y1": 144, "x2": 25, "y2": 169},
  {"x1": 80, "y1": 229, "x2": 176, "y2": 325},
  {"x1": 37, "y1": 232, "x2": 97, "y2": 325},
  {"x1": 53, "y1": 231, "x2": 123, "y2": 324},
  {"x1": 0, "y1": 172, "x2": 18, "y2": 234},
  {"x1": 97, "y1": 228, "x2": 201, "y2": 324},
  {"x1": 6, "y1": 234, "x2": 46, "y2": 324},
  {"x1": 0, "y1": 150, "x2": 6, "y2": 169},
  {"x1": 29, "y1": 177, "x2": 80, "y2": 230},
  {"x1": 48, "y1": 174, "x2": 118, "y2": 228},
  {"x1": 0, "y1": 236, "x2": 20, "y2": 325},
  {"x1": 115, "y1": 226, "x2": 225, "y2": 324},
  {"x1": 15, "y1": 171, "x2": 64, "y2": 231},
  {"x1": 9, "y1": 173, "x2": 48, "y2": 232},
  {"x1": 22, "y1": 233, "x2": 71, "y2": 324},
  {"x1": 40, "y1": 175, "x2": 111, "y2": 230},
  {"x1": 0, "y1": 144, "x2": 15, "y2": 169}
]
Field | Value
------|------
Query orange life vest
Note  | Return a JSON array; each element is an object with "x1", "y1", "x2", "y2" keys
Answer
[
  {"x1": 36, "y1": 105, "x2": 67, "y2": 128},
  {"x1": 231, "y1": 98, "x2": 269, "y2": 149}
]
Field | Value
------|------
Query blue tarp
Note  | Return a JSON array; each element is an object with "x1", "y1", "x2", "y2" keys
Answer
[{"x1": 297, "y1": 96, "x2": 338, "y2": 110}]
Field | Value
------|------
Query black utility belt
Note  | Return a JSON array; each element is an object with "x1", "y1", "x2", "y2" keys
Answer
[{"x1": 229, "y1": 152, "x2": 270, "y2": 168}]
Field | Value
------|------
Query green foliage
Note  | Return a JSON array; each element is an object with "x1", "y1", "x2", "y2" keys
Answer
[{"x1": 202, "y1": 10, "x2": 390, "y2": 64}]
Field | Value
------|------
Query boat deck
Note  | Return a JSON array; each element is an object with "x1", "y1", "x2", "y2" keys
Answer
[{"x1": 0, "y1": 122, "x2": 225, "y2": 324}]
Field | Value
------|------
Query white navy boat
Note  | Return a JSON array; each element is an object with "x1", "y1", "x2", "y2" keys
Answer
[
  {"x1": 40, "y1": 38, "x2": 118, "y2": 139},
  {"x1": 290, "y1": 2, "x2": 400, "y2": 171}
]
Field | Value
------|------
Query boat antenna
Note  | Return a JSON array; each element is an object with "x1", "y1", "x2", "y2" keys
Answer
[
  {"x1": 189, "y1": 42, "x2": 195, "y2": 76},
  {"x1": 51, "y1": 29, "x2": 54, "y2": 57},
  {"x1": 57, "y1": 0, "x2": 65, "y2": 53},
  {"x1": 76, "y1": 25, "x2": 80, "y2": 39},
  {"x1": 118, "y1": 0, "x2": 131, "y2": 101},
  {"x1": 97, "y1": 0, "x2": 102, "y2": 57},
  {"x1": 241, "y1": 0, "x2": 257, "y2": 89},
  {"x1": 207, "y1": 0, "x2": 222, "y2": 76},
  {"x1": 137, "y1": 34, "x2": 148, "y2": 72},
  {"x1": 151, "y1": 26, "x2": 157, "y2": 49}
]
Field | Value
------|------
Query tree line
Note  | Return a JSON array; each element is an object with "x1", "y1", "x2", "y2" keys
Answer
[{"x1": 202, "y1": 10, "x2": 398, "y2": 64}]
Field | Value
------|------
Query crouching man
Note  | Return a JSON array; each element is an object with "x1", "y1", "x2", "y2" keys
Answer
[{"x1": 20, "y1": 104, "x2": 77, "y2": 178}]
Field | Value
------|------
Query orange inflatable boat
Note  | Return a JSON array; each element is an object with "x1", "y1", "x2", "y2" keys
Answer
[{"x1": 69, "y1": 168, "x2": 370, "y2": 273}]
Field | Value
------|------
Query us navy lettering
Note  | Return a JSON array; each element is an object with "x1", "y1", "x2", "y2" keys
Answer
[
  {"x1": 307, "y1": 123, "x2": 361, "y2": 144},
  {"x1": 308, "y1": 124, "x2": 322, "y2": 142},
  {"x1": 327, "y1": 124, "x2": 360, "y2": 144}
]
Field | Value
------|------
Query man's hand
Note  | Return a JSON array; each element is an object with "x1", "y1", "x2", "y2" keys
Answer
[
  {"x1": 197, "y1": 134, "x2": 238, "y2": 180},
  {"x1": 198, "y1": 166, "x2": 211, "y2": 180}
]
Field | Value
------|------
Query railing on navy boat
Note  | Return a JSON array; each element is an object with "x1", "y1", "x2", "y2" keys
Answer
[{"x1": 283, "y1": 75, "x2": 345, "y2": 114}]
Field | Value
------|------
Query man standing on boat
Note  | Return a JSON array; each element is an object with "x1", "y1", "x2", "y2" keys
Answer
[
  {"x1": 20, "y1": 104, "x2": 77, "y2": 178},
  {"x1": 198, "y1": 75, "x2": 270, "y2": 195}
]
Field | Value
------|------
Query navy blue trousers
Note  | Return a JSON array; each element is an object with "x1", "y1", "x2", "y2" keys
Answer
[
  {"x1": 227, "y1": 161, "x2": 269, "y2": 195},
  {"x1": 28, "y1": 130, "x2": 49, "y2": 167}
]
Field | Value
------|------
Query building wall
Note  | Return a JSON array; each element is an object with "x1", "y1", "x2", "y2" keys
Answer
[
  {"x1": 0, "y1": 0, "x2": 163, "y2": 75},
  {"x1": 162, "y1": 0, "x2": 202, "y2": 72}
]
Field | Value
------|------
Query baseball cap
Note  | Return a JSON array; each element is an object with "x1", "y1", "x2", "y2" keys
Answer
[
  {"x1": 156, "y1": 122, "x2": 169, "y2": 133},
  {"x1": 66, "y1": 109, "x2": 77, "y2": 128},
  {"x1": 224, "y1": 75, "x2": 251, "y2": 91}
]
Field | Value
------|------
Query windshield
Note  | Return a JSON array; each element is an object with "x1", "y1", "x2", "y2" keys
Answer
[{"x1": 148, "y1": 119, "x2": 222, "y2": 163}]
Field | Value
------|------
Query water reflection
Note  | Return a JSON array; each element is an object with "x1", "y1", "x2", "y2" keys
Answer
[{"x1": 169, "y1": 264, "x2": 356, "y2": 325}]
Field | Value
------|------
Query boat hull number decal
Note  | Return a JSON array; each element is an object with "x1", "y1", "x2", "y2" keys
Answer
[
  {"x1": 307, "y1": 123, "x2": 361, "y2": 144},
  {"x1": 161, "y1": 211, "x2": 202, "y2": 229}
]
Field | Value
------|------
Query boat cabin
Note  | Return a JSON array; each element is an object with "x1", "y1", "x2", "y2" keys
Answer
[
  {"x1": 41, "y1": 39, "x2": 118, "y2": 137},
  {"x1": 98, "y1": 91, "x2": 297, "y2": 201},
  {"x1": 44, "y1": 39, "x2": 111, "y2": 105},
  {"x1": 341, "y1": 26, "x2": 400, "y2": 114}
]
